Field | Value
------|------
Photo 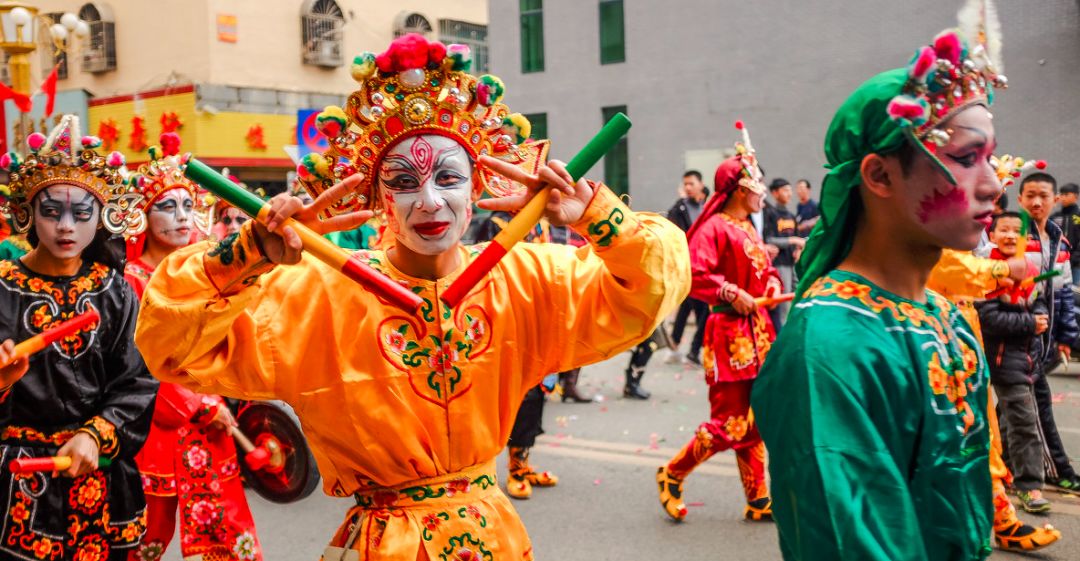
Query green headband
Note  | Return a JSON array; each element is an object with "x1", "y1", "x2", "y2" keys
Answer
[{"x1": 794, "y1": 69, "x2": 910, "y2": 299}]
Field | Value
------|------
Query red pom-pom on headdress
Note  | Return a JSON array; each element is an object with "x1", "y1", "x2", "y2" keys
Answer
[
  {"x1": 159, "y1": 132, "x2": 181, "y2": 157},
  {"x1": 933, "y1": 31, "x2": 962, "y2": 66},
  {"x1": 734, "y1": 120, "x2": 745, "y2": 130}
]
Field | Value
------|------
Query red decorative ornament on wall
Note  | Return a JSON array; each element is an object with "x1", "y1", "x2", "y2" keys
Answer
[
  {"x1": 246, "y1": 124, "x2": 267, "y2": 150},
  {"x1": 98, "y1": 118, "x2": 120, "y2": 151},
  {"x1": 160, "y1": 111, "x2": 184, "y2": 134},
  {"x1": 129, "y1": 116, "x2": 148, "y2": 151}
]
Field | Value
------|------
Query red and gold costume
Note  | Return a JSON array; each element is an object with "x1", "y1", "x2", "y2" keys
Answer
[
  {"x1": 658, "y1": 127, "x2": 780, "y2": 522},
  {"x1": 123, "y1": 136, "x2": 262, "y2": 561},
  {"x1": 134, "y1": 35, "x2": 689, "y2": 560}
]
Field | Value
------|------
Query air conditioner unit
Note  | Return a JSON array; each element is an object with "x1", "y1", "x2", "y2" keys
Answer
[
  {"x1": 82, "y1": 48, "x2": 107, "y2": 73},
  {"x1": 306, "y1": 40, "x2": 341, "y2": 67}
]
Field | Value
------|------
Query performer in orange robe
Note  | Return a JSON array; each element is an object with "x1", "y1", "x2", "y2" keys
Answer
[
  {"x1": 134, "y1": 34, "x2": 689, "y2": 560},
  {"x1": 124, "y1": 135, "x2": 262, "y2": 561}
]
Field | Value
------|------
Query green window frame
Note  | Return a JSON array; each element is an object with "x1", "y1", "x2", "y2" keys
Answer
[
  {"x1": 599, "y1": 0, "x2": 625, "y2": 64},
  {"x1": 601, "y1": 105, "x2": 629, "y2": 196},
  {"x1": 522, "y1": 112, "x2": 547, "y2": 140},
  {"x1": 520, "y1": 0, "x2": 544, "y2": 73}
]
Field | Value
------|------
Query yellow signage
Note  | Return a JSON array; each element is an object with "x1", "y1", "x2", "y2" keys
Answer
[{"x1": 217, "y1": 14, "x2": 237, "y2": 43}]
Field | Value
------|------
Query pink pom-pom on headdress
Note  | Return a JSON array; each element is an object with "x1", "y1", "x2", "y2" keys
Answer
[
  {"x1": 887, "y1": 95, "x2": 930, "y2": 127},
  {"x1": 933, "y1": 31, "x2": 962, "y2": 66},
  {"x1": 26, "y1": 132, "x2": 46, "y2": 152},
  {"x1": 106, "y1": 151, "x2": 125, "y2": 168},
  {"x1": 910, "y1": 46, "x2": 937, "y2": 83}
]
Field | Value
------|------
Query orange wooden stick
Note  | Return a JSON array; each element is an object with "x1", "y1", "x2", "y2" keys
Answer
[
  {"x1": 4, "y1": 310, "x2": 100, "y2": 367},
  {"x1": 10, "y1": 456, "x2": 112, "y2": 473},
  {"x1": 754, "y1": 293, "x2": 794, "y2": 308}
]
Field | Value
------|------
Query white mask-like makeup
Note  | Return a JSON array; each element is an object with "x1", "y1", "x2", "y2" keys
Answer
[
  {"x1": 218, "y1": 207, "x2": 249, "y2": 237},
  {"x1": 147, "y1": 188, "x2": 194, "y2": 249},
  {"x1": 32, "y1": 185, "x2": 100, "y2": 261},
  {"x1": 377, "y1": 134, "x2": 475, "y2": 256}
]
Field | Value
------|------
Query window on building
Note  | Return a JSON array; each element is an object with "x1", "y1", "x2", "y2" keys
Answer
[
  {"x1": 438, "y1": 19, "x2": 489, "y2": 74},
  {"x1": 394, "y1": 12, "x2": 433, "y2": 38},
  {"x1": 40, "y1": 14, "x2": 70, "y2": 80},
  {"x1": 601, "y1": 105, "x2": 629, "y2": 196},
  {"x1": 0, "y1": 52, "x2": 9, "y2": 86},
  {"x1": 302, "y1": 0, "x2": 345, "y2": 67},
  {"x1": 599, "y1": 0, "x2": 625, "y2": 64},
  {"x1": 79, "y1": 3, "x2": 116, "y2": 73},
  {"x1": 522, "y1": 112, "x2": 547, "y2": 140},
  {"x1": 520, "y1": 0, "x2": 544, "y2": 73}
]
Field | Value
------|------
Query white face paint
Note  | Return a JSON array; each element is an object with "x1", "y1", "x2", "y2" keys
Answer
[
  {"x1": 219, "y1": 207, "x2": 249, "y2": 236},
  {"x1": 32, "y1": 185, "x2": 100, "y2": 261},
  {"x1": 147, "y1": 188, "x2": 194, "y2": 249},
  {"x1": 377, "y1": 134, "x2": 475, "y2": 255}
]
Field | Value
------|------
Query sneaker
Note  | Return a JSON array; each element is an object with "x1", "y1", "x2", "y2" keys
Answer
[
  {"x1": 1017, "y1": 489, "x2": 1051, "y2": 514},
  {"x1": 1050, "y1": 475, "x2": 1080, "y2": 493},
  {"x1": 663, "y1": 349, "x2": 683, "y2": 364}
]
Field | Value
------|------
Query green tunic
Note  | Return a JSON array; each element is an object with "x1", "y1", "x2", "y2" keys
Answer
[{"x1": 752, "y1": 270, "x2": 992, "y2": 561}]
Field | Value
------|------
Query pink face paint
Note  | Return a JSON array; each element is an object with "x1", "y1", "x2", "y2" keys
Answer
[{"x1": 917, "y1": 186, "x2": 968, "y2": 224}]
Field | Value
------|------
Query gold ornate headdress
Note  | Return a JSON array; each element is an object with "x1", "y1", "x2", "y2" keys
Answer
[
  {"x1": 0, "y1": 114, "x2": 137, "y2": 234},
  {"x1": 887, "y1": 0, "x2": 1007, "y2": 181},
  {"x1": 296, "y1": 33, "x2": 549, "y2": 217},
  {"x1": 125, "y1": 132, "x2": 211, "y2": 238}
]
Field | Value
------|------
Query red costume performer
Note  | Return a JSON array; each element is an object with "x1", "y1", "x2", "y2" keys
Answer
[
  {"x1": 657, "y1": 124, "x2": 780, "y2": 522},
  {"x1": 123, "y1": 135, "x2": 263, "y2": 561}
]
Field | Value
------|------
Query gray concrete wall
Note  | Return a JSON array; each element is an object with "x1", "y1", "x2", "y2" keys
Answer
[{"x1": 489, "y1": 0, "x2": 1080, "y2": 212}]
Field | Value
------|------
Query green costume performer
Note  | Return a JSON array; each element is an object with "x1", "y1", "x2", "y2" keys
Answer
[{"x1": 752, "y1": 2, "x2": 1008, "y2": 559}]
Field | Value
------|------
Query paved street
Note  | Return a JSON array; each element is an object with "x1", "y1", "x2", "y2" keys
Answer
[{"x1": 166, "y1": 348, "x2": 1080, "y2": 560}]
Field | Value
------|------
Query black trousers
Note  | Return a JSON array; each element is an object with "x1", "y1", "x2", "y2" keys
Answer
[
  {"x1": 1034, "y1": 372, "x2": 1078, "y2": 480},
  {"x1": 508, "y1": 385, "x2": 546, "y2": 448},
  {"x1": 628, "y1": 336, "x2": 658, "y2": 370},
  {"x1": 671, "y1": 297, "x2": 708, "y2": 358},
  {"x1": 994, "y1": 382, "x2": 1045, "y2": 490}
]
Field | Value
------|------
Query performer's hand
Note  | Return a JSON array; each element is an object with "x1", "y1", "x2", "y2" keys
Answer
[
  {"x1": 254, "y1": 174, "x2": 373, "y2": 265},
  {"x1": 765, "y1": 244, "x2": 780, "y2": 260},
  {"x1": 209, "y1": 403, "x2": 236, "y2": 432},
  {"x1": 789, "y1": 237, "x2": 806, "y2": 249},
  {"x1": 1034, "y1": 314, "x2": 1049, "y2": 335},
  {"x1": 731, "y1": 289, "x2": 757, "y2": 316},
  {"x1": 1058, "y1": 343, "x2": 1071, "y2": 361},
  {"x1": 1005, "y1": 256, "x2": 1028, "y2": 284},
  {"x1": 0, "y1": 340, "x2": 29, "y2": 387},
  {"x1": 475, "y1": 157, "x2": 594, "y2": 227},
  {"x1": 55, "y1": 432, "x2": 100, "y2": 478}
]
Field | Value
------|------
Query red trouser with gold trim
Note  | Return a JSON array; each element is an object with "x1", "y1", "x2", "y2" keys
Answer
[{"x1": 666, "y1": 379, "x2": 767, "y2": 502}]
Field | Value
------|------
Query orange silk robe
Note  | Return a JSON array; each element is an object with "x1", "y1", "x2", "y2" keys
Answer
[
  {"x1": 134, "y1": 186, "x2": 690, "y2": 559},
  {"x1": 928, "y1": 249, "x2": 1018, "y2": 529}
]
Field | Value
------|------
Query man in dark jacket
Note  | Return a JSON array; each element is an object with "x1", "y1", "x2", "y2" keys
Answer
[
  {"x1": 1019, "y1": 172, "x2": 1080, "y2": 492},
  {"x1": 977, "y1": 211, "x2": 1052, "y2": 513},
  {"x1": 1051, "y1": 182, "x2": 1080, "y2": 284},
  {"x1": 762, "y1": 178, "x2": 803, "y2": 329},
  {"x1": 664, "y1": 170, "x2": 710, "y2": 364}
]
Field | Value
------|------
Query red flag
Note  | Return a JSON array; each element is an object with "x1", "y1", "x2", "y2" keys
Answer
[
  {"x1": 0, "y1": 82, "x2": 31, "y2": 113},
  {"x1": 39, "y1": 65, "x2": 58, "y2": 117}
]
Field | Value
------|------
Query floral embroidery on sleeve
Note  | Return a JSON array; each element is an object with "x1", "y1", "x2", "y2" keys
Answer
[{"x1": 77, "y1": 416, "x2": 120, "y2": 458}]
